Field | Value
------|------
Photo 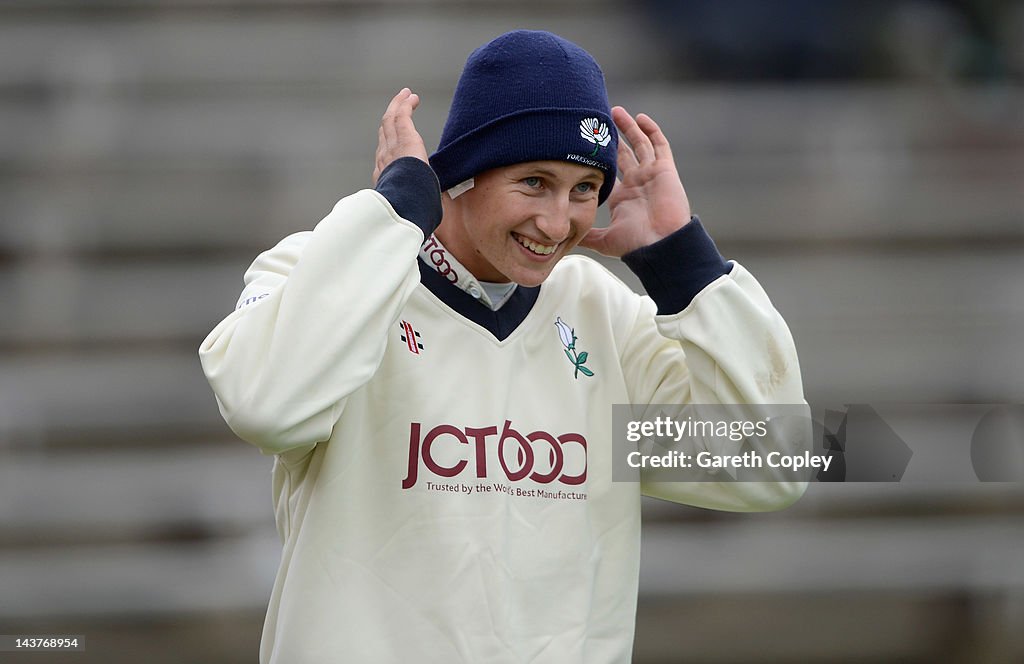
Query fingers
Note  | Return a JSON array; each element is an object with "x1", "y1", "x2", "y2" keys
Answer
[
  {"x1": 613, "y1": 108, "x2": 639, "y2": 171},
  {"x1": 612, "y1": 105, "x2": 673, "y2": 167},
  {"x1": 374, "y1": 88, "x2": 427, "y2": 185},
  {"x1": 612, "y1": 106, "x2": 652, "y2": 165},
  {"x1": 381, "y1": 88, "x2": 420, "y2": 141}
]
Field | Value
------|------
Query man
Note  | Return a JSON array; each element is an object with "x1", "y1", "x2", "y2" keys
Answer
[{"x1": 200, "y1": 30, "x2": 805, "y2": 664}]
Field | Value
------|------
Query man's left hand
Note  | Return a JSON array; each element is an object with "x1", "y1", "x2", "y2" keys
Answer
[{"x1": 579, "y1": 106, "x2": 692, "y2": 257}]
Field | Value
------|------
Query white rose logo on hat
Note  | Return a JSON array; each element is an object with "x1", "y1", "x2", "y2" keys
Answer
[{"x1": 579, "y1": 117, "x2": 611, "y2": 157}]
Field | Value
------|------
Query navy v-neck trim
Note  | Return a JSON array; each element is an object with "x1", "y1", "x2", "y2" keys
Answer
[{"x1": 417, "y1": 259, "x2": 540, "y2": 341}]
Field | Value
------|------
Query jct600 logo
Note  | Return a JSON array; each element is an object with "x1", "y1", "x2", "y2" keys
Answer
[{"x1": 402, "y1": 420, "x2": 588, "y2": 489}]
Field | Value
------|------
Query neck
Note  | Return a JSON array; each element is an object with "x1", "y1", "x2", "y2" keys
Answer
[
  {"x1": 419, "y1": 231, "x2": 515, "y2": 310},
  {"x1": 435, "y1": 192, "x2": 499, "y2": 283}
]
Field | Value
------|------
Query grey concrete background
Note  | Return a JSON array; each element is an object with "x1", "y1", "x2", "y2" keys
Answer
[{"x1": 1, "y1": 1, "x2": 1022, "y2": 662}]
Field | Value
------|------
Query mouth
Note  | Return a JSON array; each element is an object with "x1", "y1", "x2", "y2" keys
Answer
[{"x1": 512, "y1": 232, "x2": 558, "y2": 257}]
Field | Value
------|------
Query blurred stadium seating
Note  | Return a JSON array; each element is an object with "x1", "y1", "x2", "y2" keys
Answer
[{"x1": 0, "y1": 1, "x2": 1022, "y2": 662}]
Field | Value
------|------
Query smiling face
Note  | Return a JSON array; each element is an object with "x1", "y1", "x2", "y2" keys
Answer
[{"x1": 435, "y1": 160, "x2": 605, "y2": 287}]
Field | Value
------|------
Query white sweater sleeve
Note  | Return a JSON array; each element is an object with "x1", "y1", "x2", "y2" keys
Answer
[
  {"x1": 615, "y1": 218, "x2": 809, "y2": 511},
  {"x1": 199, "y1": 189, "x2": 424, "y2": 455},
  {"x1": 620, "y1": 263, "x2": 809, "y2": 512}
]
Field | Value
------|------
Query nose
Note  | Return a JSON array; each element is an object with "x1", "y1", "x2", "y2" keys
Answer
[{"x1": 534, "y1": 196, "x2": 572, "y2": 242}]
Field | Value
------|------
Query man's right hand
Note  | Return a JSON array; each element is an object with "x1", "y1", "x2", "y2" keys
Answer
[{"x1": 372, "y1": 88, "x2": 430, "y2": 186}]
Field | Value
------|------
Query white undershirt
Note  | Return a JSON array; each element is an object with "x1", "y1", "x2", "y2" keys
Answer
[{"x1": 478, "y1": 280, "x2": 518, "y2": 310}]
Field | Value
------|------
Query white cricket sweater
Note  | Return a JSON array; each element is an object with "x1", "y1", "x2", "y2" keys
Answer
[{"x1": 199, "y1": 163, "x2": 806, "y2": 663}]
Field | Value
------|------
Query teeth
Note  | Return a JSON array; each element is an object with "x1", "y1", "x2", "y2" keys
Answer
[{"x1": 514, "y1": 234, "x2": 557, "y2": 256}]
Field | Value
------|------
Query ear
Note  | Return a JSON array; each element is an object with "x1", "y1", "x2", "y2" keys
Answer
[{"x1": 436, "y1": 192, "x2": 458, "y2": 234}]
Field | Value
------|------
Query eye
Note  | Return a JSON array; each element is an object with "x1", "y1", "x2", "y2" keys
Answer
[
  {"x1": 523, "y1": 176, "x2": 542, "y2": 188},
  {"x1": 574, "y1": 181, "x2": 602, "y2": 197}
]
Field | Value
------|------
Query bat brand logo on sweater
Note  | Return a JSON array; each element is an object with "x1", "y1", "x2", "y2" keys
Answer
[
  {"x1": 399, "y1": 320, "x2": 423, "y2": 355},
  {"x1": 579, "y1": 117, "x2": 611, "y2": 157},
  {"x1": 402, "y1": 420, "x2": 587, "y2": 490},
  {"x1": 555, "y1": 317, "x2": 594, "y2": 378}
]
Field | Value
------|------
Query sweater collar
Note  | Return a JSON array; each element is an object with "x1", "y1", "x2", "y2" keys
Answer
[
  {"x1": 417, "y1": 259, "x2": 539, "y2": 342},
  {"x1": 419, "y1": 234, "x2": 518, "y2": 310}
]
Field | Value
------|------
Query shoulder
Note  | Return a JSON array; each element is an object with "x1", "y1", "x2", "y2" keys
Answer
[
  {"x1": 548, "y1": 254, "x2": 641, "y2": 300},
  {"x1": 243, "y1": 231, "x2": 312, "y2": 284},
  {"x1": 244, "y1": 189, "x2": 421, "y2": 283},
  {"x1": 549, "y1": 253, "x2": 629, "y2": 287},
  {"x1": 544, "y1": 254, "x2": 650, "y2": 324}
]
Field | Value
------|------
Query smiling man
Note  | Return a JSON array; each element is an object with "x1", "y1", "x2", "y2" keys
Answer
[
  {"x1": 200, "y1": 30, "x2": 806, "y2": 664},
  {"x1": 435, "y1": 160, "x2": 604, "y2": 287}
]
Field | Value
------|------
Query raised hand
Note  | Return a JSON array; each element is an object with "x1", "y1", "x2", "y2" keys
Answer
[
  {"x1": 579, "y1": 106, "x2": 692, "y2": 257},
  {"x1": 372, "y1": 88, "x2": 430, "y2": 185}
]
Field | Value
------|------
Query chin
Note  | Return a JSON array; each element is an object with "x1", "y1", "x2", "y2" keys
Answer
[{"x1": 509, "y1": 268, "x2": 553, "y2": 288}]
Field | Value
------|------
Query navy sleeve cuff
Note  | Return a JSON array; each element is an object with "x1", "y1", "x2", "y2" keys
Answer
[
  {"x1": 621, "y1": 216, "x2": 733, "y2": 315},
  {"x1": 373, "y1": 157, "x2": 443, "y2": 236}
]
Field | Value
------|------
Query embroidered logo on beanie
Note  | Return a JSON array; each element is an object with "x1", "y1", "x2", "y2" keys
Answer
[{"x1": 579, "y1": 117, "x2": 612, "y2": 157}]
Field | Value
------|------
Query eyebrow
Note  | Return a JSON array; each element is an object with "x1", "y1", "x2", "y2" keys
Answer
[{"x1": 513, "y1": 166, "x2": 603, "y2": 184}]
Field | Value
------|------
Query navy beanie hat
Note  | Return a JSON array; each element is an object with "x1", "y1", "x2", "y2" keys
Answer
[{"x1": 429, "y1": 30, "x2": 619, "y2": 205}]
